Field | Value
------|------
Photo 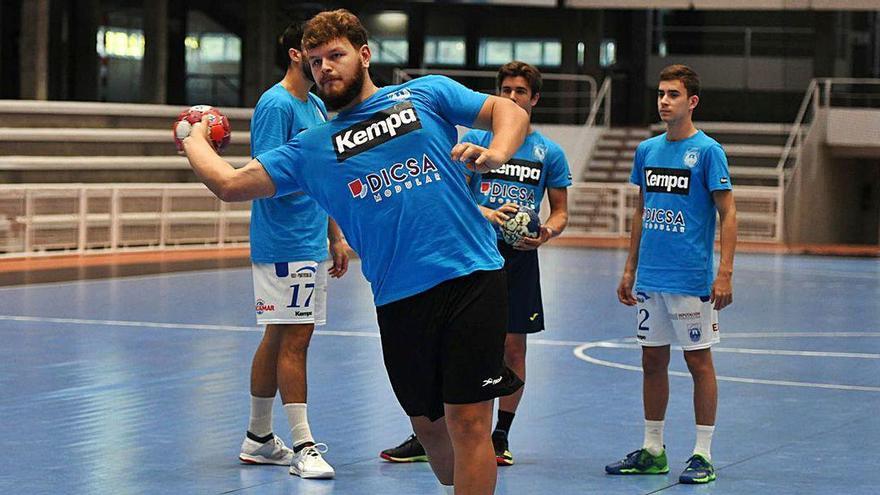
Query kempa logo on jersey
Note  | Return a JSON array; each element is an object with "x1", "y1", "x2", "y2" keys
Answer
[
  {"x1": 645, "y1": 167, "x2": 690, "y2": 195},
  {"x1": 347, "y1": 154, "x2": 442, "y2": 203},
  {"x1": 332, "y1": 101, "x2": 422, "y2": 161},
  {"x1": 483, "y1": 158, "x2": 543, "y2": 186},
  {"x1": 479, "y1": 181, "x2": 536, "y2": 207}
]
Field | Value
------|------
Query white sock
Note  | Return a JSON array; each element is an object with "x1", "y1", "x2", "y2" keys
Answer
[
  {"x1": 248, "y1": 395, "x2": 275, "y2": 438},
  {"x1": 439, "y1": 484, "x2": 454, "y2": 495},
  {"x1": 694, "y1": 424, "x2": 715, "y2": 460},
  {"x1": 284, "y1": 403, "x2": 315, "y2": 448},
  {"x1": 643, "y1": 419, "x2": 665, "y2": 456}
]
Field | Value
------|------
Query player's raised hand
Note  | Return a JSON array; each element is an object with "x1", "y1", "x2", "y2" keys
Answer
[
  {"x1": 450, "y1": 142, "x2": 506, "y2": 173},
  {"x1": 617, "y1": 271, "x2": 638, "y2": 306},
  {"x1": 710, "y1": 273, "x2": 733, "y2": 310}
]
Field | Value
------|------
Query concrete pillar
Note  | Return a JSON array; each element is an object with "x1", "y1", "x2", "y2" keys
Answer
[
  {"x1": 165, "y1": 1, "x2": 187, "y2": 105},
  {"x1": 142, "y1": 0, "x2": 168, "y2": 103},
  {"x1": 243, "y1": 0, "x2": 277, "y2": 107},
  {"x1": 71, "y1": 0, "x2": 100, "y2": 101},
  {"x1": 19, "y1": 0, "x2": 49, "y2": 100}
]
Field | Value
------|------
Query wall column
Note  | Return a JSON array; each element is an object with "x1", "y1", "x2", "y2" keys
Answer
[{"x1": 19, "y1": 0, "x2": 49, "y2": 100}]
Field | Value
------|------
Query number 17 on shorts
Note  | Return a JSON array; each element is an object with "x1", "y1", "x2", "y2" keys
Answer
[{"x1": 252, "y1": 260, "x2": 328, "y2": 326}]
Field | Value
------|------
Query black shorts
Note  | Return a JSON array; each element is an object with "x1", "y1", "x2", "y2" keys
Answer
[
  {"x1": 498, "y1": 241, "x2": 544, "y2": 334},
  {"x1": 376, "y1": 269, "x2": 524, "y2": 421}
]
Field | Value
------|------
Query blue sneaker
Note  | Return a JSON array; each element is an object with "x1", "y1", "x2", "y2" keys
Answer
[
  {"x1": 679, "y1": 454, "x2": 716, "y2": 484},
  {"x1": 605, "y1": 448, "x2": 669, "y2": 475}
]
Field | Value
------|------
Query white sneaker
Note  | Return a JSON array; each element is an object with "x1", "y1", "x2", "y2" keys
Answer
[
  {"x1": 239, "y1": 434, "x2": 294, "y2": 465},
  {"x1": 290, "y1": 443, "x2": 335, "y2": 479}
]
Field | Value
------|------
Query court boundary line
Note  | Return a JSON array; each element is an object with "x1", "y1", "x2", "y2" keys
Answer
[{"x1": 574, "y1": 338, "x2": 880, "y2": 392}]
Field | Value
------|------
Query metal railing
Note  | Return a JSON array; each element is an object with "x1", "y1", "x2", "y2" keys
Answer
[
  {"x1": 393, "y1": 68, "x2": 598, "y2": 124},
  {"x1": 777, "y1": 78, "x2": 880, "y2": 191},
  {"x1": 586, "y1": 77, "x2": 612, "y2": 128},
  {"x1": 566, "y1": 183, "x2": 782, "y2": 242},
  {"x1": 0, "y1": 184, "x2": 250, "y2": 257}
]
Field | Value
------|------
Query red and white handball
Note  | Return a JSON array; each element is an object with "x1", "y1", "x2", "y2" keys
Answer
[{"x1": 173, "y1": 105, "x2": 231, "y2": 153}]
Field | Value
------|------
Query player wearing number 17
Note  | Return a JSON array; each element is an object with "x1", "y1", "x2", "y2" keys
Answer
[
  {"x1": 235, "y1": 22, "x2": 349, "y2": 479},
  {"x1": 605, "y1": 65, "x2": 737, "y2": 485},
  {"x1": 179, "y1": 9, "x2": 528, "y2": 495}
]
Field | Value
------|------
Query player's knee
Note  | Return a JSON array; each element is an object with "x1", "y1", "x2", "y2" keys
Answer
[
  {"x1": 445, "y1": 407, "x2": 491, "y2": 439},
  {"x1": 684, "y1": 350, "x2": 714, "y2": 376},
  {"x1": 277, "y1": 324, "x2": 314, "y2": 354},
  {"x1": 641, "y1": 348, "x2": 670, "y2": 373}
]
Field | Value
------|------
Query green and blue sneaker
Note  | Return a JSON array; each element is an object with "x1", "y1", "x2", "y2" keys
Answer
[
  {"x1": 679, "y1": 454, "x2": 716, "y2": 484},
  {"x1": 605, "y1": 448, "x2": 669, "y2": 475}
]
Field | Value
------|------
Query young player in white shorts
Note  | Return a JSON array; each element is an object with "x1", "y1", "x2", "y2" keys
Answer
[
  {"x1": 605, "y1": 64, "x2": 737, "y2": 485},
  {"x1": 236, "y1": 22, "x2": 348, "y2": 480}
]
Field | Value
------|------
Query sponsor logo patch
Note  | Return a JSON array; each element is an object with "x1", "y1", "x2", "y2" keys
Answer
[
  {"x1": 255, "y1": 298, "x2": 275, "y2": 315},
  {"x1": 645, "y1": 167, "x2": 690, "y2": 195},
  {"x1": 347, "y1": 154, "x2": 442, "y2": 203},
  {"x1": 484, "y1": 158, "x2": 543, "y2": 186},
  {"x1": 332, "y1": 102, "x2": 422, "y2": 161}
]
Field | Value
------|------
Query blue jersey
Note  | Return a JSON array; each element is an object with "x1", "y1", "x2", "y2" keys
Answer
[
  {"x1": 249, "y1": 84, "x2": 329, "y2": 264},
  {"x1": 256, "y1": 76, "x2": 504, "y2": 306},
  {"x1": 631, "y1": 130, "x2": 732, "y2": 296},
  {"x1": 462, "y1": 129, "x2": 571, "y2": 239}
]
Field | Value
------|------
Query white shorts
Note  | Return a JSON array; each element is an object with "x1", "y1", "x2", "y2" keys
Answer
[
  {"x1": 252, "y1": 261, "x2": 328, "y2": 326},
  {"x1": 635, "y1": 291, "x2": 719, "y2": 351}
]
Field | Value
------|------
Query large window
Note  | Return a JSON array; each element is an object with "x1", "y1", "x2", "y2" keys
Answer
[
  {"x1": 424, "y1": 36, "x2": 466, "y2": 65},
  {"x1": 370, "y1": 36, "x2": 408, "y2": 64},
  {"x1": 478, "y1": 38, "x2": 561, "y2": 67}
]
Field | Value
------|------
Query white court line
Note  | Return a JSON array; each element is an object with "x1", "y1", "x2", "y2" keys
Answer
[
  {"x1": 3, "y1": 314, "x2": 880, "y2": 392},
  {"x1": 573, "y1": 338, "x2": 880, "y2": 393},
  {"x1": 0, "y1": 314, "x2": 379, "y2": 338},
  {"x1": 586, "y1": 340, "x2": 880, "y2": 359}
]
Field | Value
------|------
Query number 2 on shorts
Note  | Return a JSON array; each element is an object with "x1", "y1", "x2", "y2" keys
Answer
[{"x1": 638, "y1": 308, "x2": 650, "y2": 331}]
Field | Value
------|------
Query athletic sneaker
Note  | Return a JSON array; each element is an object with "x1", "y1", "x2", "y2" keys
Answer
[
  {"x1": 380, "y1": 434, "x2": 428, "y2": 463},
  {"x1": 492, "y1": 430, "x2": 514, "y2": 466},
  {"x1": 239, "y1": 434, "x2": 294, "y2": 465},
  {"x1": 605, "y1": 448, "x2": 669, "y2": 475},
  {"x1": 290, "y1": 443, "x2": 335, "y2": 479},
  {"x1": 679, "y1": 454, "x2": 716, "y2": 484}
]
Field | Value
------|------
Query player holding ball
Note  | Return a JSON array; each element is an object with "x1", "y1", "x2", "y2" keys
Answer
[{"x1": 380, "y1": 61, "x2": 571, "y2": 468}]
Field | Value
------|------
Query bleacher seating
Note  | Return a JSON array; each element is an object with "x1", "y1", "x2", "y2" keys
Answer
[
  {"x1": 0, "y1": 100, "x2": 253, "y2": 183},
  {"x1": 584, "y1": 122, "x2": 792, "y2": 187}
]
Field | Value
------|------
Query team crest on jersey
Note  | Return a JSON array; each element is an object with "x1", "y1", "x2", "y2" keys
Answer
[
  {"x1": 683, "y1": 148, "x2": 700, "y2": 168},
  {"x1": 387, "y1": 88, "x2": 412, "y2": 102},
  {"x1": 688, "y1": 323, "x2": 702, "y2": 343},
  {"x1": 533, "y1": 143, "x2": 547, "y2": 161}
]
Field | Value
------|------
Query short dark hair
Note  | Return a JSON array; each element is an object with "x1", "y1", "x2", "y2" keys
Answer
[
  {"x1": 496, "y1": 61, "x2": 542, "y2": 96},
  {"x1": 276, "y1": 22, "x2": 305, "y2": 69},
  {"x1": 659, "y1": 64, "x2": 700, "y2": 97},
  {"x1": 302, "y1": 9, "x2": 369, "y2": 51}
]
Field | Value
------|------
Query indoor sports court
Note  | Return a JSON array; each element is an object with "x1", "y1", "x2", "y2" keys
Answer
[{"x1": 1, "y1": 247, "x2": 877, "y2": 494}]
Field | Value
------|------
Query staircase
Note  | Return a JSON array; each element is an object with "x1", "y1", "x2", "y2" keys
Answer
[{"x1": 584, "y1": 122, "x2": 791, "y2": 188}]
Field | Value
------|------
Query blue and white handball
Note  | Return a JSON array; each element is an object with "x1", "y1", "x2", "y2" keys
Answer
[{"x1": 500, "y1": 205, "x2": 540, "y2": 246}]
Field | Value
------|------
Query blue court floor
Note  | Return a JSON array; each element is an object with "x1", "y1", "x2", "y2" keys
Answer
[{"x1": 0, "y1": 247, "x2": 877, "y2": 495}]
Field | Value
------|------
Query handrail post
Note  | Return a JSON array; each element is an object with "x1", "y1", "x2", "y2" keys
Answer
[{"x1": 77, "y1": 188, "x2": 87, "y2": 253}]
